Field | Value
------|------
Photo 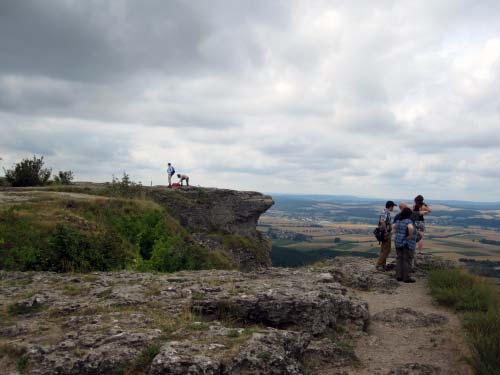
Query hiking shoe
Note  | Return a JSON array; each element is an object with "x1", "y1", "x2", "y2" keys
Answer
[
  {"x1": 404, "y1": 278, "x2": 416, "y2": 283},
  {"x1": 396, "y1": 277, "x2": 403, "y2": 282}
]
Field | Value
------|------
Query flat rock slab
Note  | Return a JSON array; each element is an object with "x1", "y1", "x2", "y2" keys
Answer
[{"x1": 372, "y1": 308, "x2": 448, "y2": 328}]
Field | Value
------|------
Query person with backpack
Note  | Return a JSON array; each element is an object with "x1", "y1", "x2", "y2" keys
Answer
[
  {"x1": 392, "y1": 207, "x2": 417, "y2": 283},
  {"x1": 413, "y1": 195, "x2": 432, "y2": 252},
  {"x1": 167, "y1": 163, "x2": 175, "y2": 188},
  {"x1": 375, "y1": 200, "x2": 396, "y2": 271},
  {"x1": 177, "y1": 173, "x2": 189, "y2": 186}
]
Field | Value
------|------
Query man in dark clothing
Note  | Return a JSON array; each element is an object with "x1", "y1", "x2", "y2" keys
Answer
[{"x1": 376, "y1": 200, "x2": 396, "y2": 271}]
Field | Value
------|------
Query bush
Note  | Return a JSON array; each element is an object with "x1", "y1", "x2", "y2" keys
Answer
[
  {"x1": 46, "y1": 225, "x2": 134, "y2": 272},
  {"x1": 4, "y1": 156, "x2": 51, "y2": 187},
  {"x1": 105, "y1": 173, "x2": 143, "y2": 198},
  {"x1": 53, "y1": 170, "x2": 74, "y2": 185}
]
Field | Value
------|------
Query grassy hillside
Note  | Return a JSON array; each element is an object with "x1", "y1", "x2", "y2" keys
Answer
[{"x1": 0, "y1": 192, "x2": 233, "y2": 273}]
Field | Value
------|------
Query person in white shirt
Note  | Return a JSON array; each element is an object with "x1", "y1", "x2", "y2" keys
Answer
[
  {"x1": 167, "y1": 163, "x2": 175, "y2": 187},
  {"x1": 177, "y1": 173, "x2": 189, "y2": 186}
]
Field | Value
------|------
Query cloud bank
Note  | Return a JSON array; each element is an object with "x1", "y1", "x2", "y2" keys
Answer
[{"x1": 1, "y1": 0, "x2": 500, "y2": 201}]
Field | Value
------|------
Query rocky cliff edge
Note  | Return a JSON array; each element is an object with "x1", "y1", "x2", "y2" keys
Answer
[{"x1": 146, "y1": 186, "x2": 274, "y2": 270}]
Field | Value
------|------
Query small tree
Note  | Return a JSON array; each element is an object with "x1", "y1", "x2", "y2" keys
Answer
[
  {"x1": 53, "y1": 170, "x2": 74, "y2": 185},
  {"x1": 4, "y1": 156, "x2": 52, "y2": 187}
]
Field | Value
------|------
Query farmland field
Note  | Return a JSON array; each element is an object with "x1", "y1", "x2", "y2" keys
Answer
[{"x1": 259, "y1": 194, "x2": 500, "y2": 282}]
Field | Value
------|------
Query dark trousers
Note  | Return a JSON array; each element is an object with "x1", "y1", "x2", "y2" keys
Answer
[{"x1": 396, "y1": 246, "x2": 413, "y2": 281}]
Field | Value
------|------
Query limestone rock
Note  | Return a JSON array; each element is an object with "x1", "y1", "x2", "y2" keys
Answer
[
  {"x1": 146, "y1": 187, "x2": 274, "y2": 270},
  {"x1": 414, "y1": 252, "x2": 457, "y2": 271},
  {"x1": 225, "y1": 329, "x2": 310, "y2": 375},
  {"x1": 149, "y1": 341, "x2": 223, "y2": 375},
  {"x1": 191, "y1": 267, "x2": 369, "y2": 335},
  {"x1": 304, "y1": 338, "x2": 359, "y2": 372},
  {"x1": 323, "y1": 257, "x2": 400, "y2": 293}
]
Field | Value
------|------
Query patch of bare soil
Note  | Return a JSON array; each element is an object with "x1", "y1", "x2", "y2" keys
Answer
[
  {"x1": 0, "y1": 190, "x2": 106, "y2": 203},
  {"x1": 336, "y1": 278, "x2": 472, "y2": 375}
]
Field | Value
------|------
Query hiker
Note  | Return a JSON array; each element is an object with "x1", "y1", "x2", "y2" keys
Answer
[
  {"x1": 393, "y1": 202, "x2": 408, "y2": 222},
  {"x1": 395, "y1": 201, "x2": 421, "y2": 272},
  {"x1": 375, "y1": 200, "x2": 396, "y2": 271},
  {"x1": 177, "y1": 173, "x2": 189, "y2": 186},
  {"x1": 167, "y1": 163, "x2": 175, "y2": 188},
  {"x1": 392, "y1": 207, "x2": 417, "y2": 283},
  {"x1": 413, "y1": 195, "x2": 432, "y2": 252}
]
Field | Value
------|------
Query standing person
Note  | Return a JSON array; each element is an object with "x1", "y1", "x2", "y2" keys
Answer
[
  {"x1": 376, "y1": 200, "x2": 397, "y2": 271},
  {"x1": 392, "y1": 207, "x2": 417, "y2": 283},
  {"x1": 413, "y1": 195, "x2": 432, "y2": 252},
  {"x1": 167, "y1": 163, "x2": 175, "y2": 188},
  {"x1": 393, "y1": 202, "x2": 408, "y2": 223},
  {"x1": 177, "y1": 173, "x2": 189, "y2": 186}
]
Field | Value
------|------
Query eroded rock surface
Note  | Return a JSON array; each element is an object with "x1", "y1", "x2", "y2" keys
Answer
[
  {"x1": 0, "y1": 262, "x2": 368, "y2": 375},
  {"x1": 320, "y1": 257, "x2": 401, "y2": 293},
  {"x1": 146, "y1": 187, "x2": 274, "y2": 270}
]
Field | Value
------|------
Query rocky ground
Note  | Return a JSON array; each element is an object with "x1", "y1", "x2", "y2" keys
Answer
[{"x1": 0, "y1": 254, "x2": 469, "y2": 375}]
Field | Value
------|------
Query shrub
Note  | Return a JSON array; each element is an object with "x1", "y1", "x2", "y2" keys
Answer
[
  {"x1": 53, "y1": 170, "x2": 74, "y2": 185},
  {"x1": 105, "y1": 173, "x2": 143, "y2": 198},
  {"x1": 0, "y1": 209, "x2": 47, "y2": 271},
  {"x1": 46, "y1": 224, "x2": 133, "y2": 272},
  {"x1": 4, "y1": 156, "x2": 51, "y2": 187}
]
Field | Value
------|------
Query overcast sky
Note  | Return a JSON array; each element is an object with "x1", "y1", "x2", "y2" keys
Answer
[{"x1": 1, "y1": 0, "x2": 500, "y2": 201}]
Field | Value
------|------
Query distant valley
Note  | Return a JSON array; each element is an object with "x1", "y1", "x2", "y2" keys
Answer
[{"x1": 259, "y1": 194, "x2": 500, "y2": 283}]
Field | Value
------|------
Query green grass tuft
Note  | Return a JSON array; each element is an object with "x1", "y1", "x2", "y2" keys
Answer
[
  {"x1": 131, "y1": 343, "x2": 161, "y2": 372},
  {"x1": 16, "y1": 355, "x2": 29, "y2": 372},
  {"x1": 428, "y1": 269, "x2": 498, "y2": 312},
  {"x1": 7, "y1": 302, "x2": 44, "y2": 316},
  {"x1": 428, "y1": 268, "x2": 500, "y2": 375}
]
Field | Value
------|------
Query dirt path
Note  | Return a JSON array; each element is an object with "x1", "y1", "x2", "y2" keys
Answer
[
  {"x1": 341, "y1": 278, "x2": 472, "y2": 375},
  {"x1": 0, "y1": 190, "x2": 106, "y2": 203}
]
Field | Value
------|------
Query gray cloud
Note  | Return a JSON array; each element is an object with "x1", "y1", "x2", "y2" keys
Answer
[{"x1": 1, "y1": 0, "x2": 500, "y2": 200}]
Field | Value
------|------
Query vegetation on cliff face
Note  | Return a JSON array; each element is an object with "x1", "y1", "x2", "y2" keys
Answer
[
  {"x1": 428, "y1": 268, "x2": 500, "y2": 375},
  {"x1": 0, "y1": 195, "x2": 233, "y2": 273}
]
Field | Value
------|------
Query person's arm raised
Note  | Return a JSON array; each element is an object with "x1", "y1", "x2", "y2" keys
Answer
[{"x1": 421, "y1": 204, "x2": 432, "y2": 215}]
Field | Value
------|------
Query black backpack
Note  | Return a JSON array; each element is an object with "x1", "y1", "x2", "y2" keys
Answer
[{"x1": 373, "y1": 226, "x2": 385, "y2": 243}]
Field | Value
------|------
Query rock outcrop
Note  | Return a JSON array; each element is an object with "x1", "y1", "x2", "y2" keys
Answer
[
  {"x1": 146, "y1": 187, "x2": 274, "y2": 270},
  {"x1": 0, "y1": 260, "x2": 369, "y2": 375}
]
